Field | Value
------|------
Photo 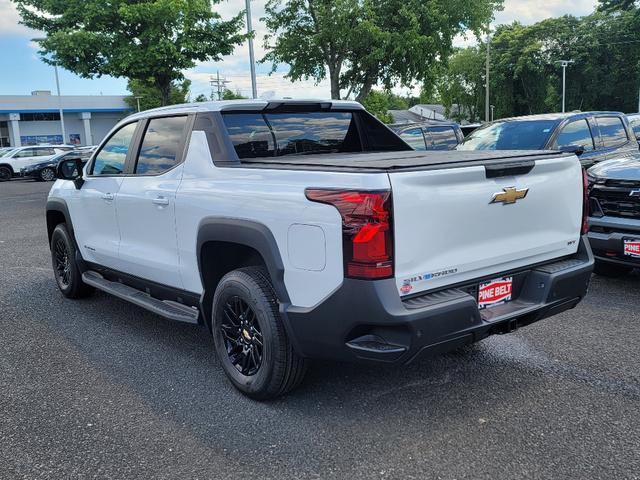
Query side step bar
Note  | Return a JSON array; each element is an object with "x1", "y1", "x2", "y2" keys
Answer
[{"x1": 82, "y1": 271, "x2": 200, "y2": 324}]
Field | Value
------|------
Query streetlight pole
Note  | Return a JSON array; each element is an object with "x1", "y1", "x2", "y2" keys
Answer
[
  {"x1": 557, "y1": 60, "x2": 574, "y2": 113},
  {"x1": 246, "y1": 0, "x2": 258, "y2": 99},
  {"x1": 485, "y1": 31, "x2": 491, "y2": 122},
  {"x1": 53, "y1": 63, "x2": 67, "y2": 144}
]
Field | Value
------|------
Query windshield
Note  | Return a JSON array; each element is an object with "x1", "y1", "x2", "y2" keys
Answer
[
  {"x1": 457, "y1": 120, "x2": 557, "y2": 150},
  {"x1": 0, "y1": 148, "x2": 16, "y2": 158}
]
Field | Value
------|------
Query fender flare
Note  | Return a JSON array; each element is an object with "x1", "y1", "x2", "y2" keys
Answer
[
  {"x1": 46, "y1": 198, "x2": 74, "y2": 244},
  {"x1": 196, "y1": 217, "x2": 290, "y2": 305}
]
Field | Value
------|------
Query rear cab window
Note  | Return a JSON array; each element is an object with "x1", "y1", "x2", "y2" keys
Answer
[
  {"x1": 221, "y1": 109, "x2": 408, "y2": 160},
  {"x1": 597, "y1": 116, "x2": 628, "y2": 148}
]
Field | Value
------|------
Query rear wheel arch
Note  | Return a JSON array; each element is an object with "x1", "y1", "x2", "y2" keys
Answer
[
  {"x1": 196, "y1": 218, "x2": 290, "y2": 329},
  {"x1": 0, "y1": 163, "x2": 14, "y2": 174}
]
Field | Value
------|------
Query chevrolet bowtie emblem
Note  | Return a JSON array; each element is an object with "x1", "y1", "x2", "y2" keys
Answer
[{"x1": 490, "y1": 187, "x2": 529, "y2": 205}]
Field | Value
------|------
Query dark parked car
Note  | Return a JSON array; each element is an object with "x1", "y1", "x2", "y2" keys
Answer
[
  {"x1": 458, "y1": 112, "x2": 639, "y2": 168},
  {"x1": 20, "y1": 149, "x2": 93, "y2": 182},
  {"x1": 587, "y1": 157, "x2": 640, "y2": 276},
  {"x1": 390, "y1": 121, "x2": 464, "y2": 151}
]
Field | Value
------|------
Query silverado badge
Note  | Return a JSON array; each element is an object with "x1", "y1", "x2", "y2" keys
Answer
[
  {"x1": 490, "y1": 187, "x2": 529, "y2": 205},
  {"x1": 629, "y1": 189, "x2": 640, "y2": 198}
]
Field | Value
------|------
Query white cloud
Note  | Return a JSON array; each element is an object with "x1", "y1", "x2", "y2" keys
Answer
[
  {"x1": 0, "y1": 0, "x2": 39, "y2": 36},
  {"x1": 495, "y1": 0, "x2": 598, "y2": 25}
]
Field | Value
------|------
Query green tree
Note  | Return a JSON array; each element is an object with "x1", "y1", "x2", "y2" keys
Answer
[
  {"x1": 125, "y1": 79, "x2": 191, "y2": 111},
  {"x1": 598, "y1": 0, "x2": 637, "y2": 11},
  {"x1": 437, "y1": 47, "x2": 485, "y2": 122},
  {"x1": 194, "y1": 93, "x2": 209, "y2": 103},
  {"x1": 14, "y1": 0, "x2": 246, "y2": 106},
  {"x1": 221, "y1": 88, "x2": 247, "y2": 100},
  {"x1": 360, "y1": 90, "x2": 408, "y2": 123},
  {"x1": 262, "y1": 0, "x2": 502, "y2": 101}
]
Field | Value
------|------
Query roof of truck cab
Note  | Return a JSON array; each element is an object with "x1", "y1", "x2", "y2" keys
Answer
[{"x1": 124, "y1": 99, "x2": 364, "y2": 121}]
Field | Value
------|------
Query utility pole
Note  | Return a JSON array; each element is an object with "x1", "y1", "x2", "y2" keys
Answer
[
  {"x1": 210, "y1": 71, "x2": 231, "y2": 101},
  {"x1": 557, "y1": 60, "x2": 574, "y2": 113},
  {"x1": 53, "y1": 63, "x2": 67, "y2": 144},
  {"x1": 485, "y1": 31, "x2": 491, "y2": 123},
  {"x1": 134, "y1": 96, "x2": 142, "y2": 112},
  {"x1": 246, "y1": 0, "x2": 258, "y2": 99}
]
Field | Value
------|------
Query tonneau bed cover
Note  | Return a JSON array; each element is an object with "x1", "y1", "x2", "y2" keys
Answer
[{"x1": 239, "y1": 150, "x2": 568, "y2": 171}]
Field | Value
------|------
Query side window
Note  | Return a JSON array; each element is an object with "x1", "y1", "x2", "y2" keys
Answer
[
  {"x1": 92, "y1": 122, "x2": 138, "y2": 175},
  {"x1": 597, "y1": 116, "x2": 628, "y2": 148},
  {"x1": 554, "y1": 119, "x2": 594, "y2": 151},
  {"x1": 36, "y1": 148, "x2": 55, "y2": 156},
  {"x1": 426, "y1": 126, "x2": 459, "y2": 150},
  {"x1": 135, "y1": 116, "x2": 188, "y2": 174},
  {"x1": 15, "y1": 149, "x2": 34, "y2": 158},
  {"x1": 399, "y1": 128, "x2": 427, "y2": 150}
]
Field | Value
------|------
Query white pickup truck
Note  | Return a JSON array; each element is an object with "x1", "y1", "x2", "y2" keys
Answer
[{"x1": 47, "y1": 100, "x2": 594, "y2": 399}]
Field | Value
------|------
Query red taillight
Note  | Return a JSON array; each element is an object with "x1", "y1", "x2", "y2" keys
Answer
[
  {"x1": 582, "y1": 168, "x2": 589, "y2": 235},
  {"x1": 305, "y1": 189, "x2": 393, "y2": 279}
]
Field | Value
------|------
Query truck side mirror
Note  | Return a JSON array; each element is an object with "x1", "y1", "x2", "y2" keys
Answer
[
  {"x1": 558, "y1": 144, "x2": 585, "y2": 156},
  {"x1": 57, "y1": 157, "x2": 85, "y2": 189}
]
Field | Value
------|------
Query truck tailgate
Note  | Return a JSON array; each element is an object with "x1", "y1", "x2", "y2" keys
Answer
[{"x1": 390, "y1": 154, "x2": 583, "y2": 297}]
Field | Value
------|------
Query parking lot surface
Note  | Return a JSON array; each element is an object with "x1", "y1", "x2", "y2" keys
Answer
[{"x1": 1, "y1": 180, "x2": 639, "y2": 480}]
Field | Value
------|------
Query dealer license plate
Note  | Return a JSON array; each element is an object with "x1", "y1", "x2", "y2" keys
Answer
[
  {"x1": 478, "y1": 276, "x2": 513, "y2": 310},
  {"x1": 623, "y1": 238, "x2": 640, "y2": 258}
]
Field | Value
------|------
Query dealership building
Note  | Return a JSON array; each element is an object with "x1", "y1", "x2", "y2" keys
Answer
[{"x1": 0, "y1": 91, "x2": 132, "y2": 147}]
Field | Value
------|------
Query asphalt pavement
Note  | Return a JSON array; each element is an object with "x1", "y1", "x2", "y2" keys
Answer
[{"x1": 1, "y1": 180, "x2": 639, "y2": 480}]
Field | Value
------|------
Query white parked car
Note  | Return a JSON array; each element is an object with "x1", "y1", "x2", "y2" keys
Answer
[
  {"x1": 0, "y1": 145, "x2": 69, "y2": 181},
  {"x1": 47, "y1": 100, "x2": 594, "y2": 399}
]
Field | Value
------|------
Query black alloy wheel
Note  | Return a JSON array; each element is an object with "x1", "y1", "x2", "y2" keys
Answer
[
  {"x1": 53, "y1": 237, "x2": 72, "y2": 289},
  {"x1": 220, "y1": 295, "x2": 264, "y2": 376}
]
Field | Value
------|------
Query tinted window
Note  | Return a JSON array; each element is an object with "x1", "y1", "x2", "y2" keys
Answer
[
  {"x1": 598, "y1": 116, "x2": 628, "y2": 148},
  {"x1": 35, "y1": 147, "x2": 55, "y2": 156},
  {"x1": 554, "y1": 119, "x2": 594, "y2": 151},
  {"x1": 458, "y1": 120, "x2": 556, "y2": 150},
  {"x1": 399, "y1": 128, "x2": 427, "y2": 150},
  {"x1": 426, "y1": 126, "x2": 459, "y2": 150},
  {"x1": 92, "y1": 122, "x2": 138, "y2": 175},
  {"x1": 14, "y1": 149, "x2": 35, "y2": 158},
  {"x1": 223, "y1": 112, "x2": 361, "y2": 158},
  {"x1": 135, "y1": 116, "x2": 188, "y2": 174}
]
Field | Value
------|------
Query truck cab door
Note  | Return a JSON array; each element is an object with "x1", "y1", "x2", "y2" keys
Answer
[
  {"x1": 114, "y1": 115, "x2": 191, "y2": 289},
  {"x1": 69, "y1": 121, "x2": 140, "y2": 269}
]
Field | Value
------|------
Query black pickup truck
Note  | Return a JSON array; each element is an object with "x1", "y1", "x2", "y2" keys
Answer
[{"x1": 587, "y1": 157, "x2": 640, "y2": 276}]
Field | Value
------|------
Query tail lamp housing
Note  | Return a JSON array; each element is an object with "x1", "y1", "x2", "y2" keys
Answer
[{"x1": 305, "y1": 189, "x2": 394, "y2": 280}]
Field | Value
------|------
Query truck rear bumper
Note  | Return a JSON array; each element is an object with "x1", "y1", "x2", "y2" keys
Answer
[{"x1": 284, "y1": 236, "x2": 594, "y2": 363}]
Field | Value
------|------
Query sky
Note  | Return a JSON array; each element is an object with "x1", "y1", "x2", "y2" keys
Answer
[{"x1": 0, "y1": 0, "x2": 599, "y2": 100}]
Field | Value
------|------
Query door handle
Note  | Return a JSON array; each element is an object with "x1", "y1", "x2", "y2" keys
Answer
[
  {"x1": 102, "y1": 193, "x2": 114, "y2": 201},
  {"x1": 152, "y1": 196, "x2": 170, "y2": 206}
]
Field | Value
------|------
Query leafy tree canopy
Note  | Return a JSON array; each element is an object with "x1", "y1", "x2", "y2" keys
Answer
[
  {"x1": 361, "y1": 90, "x2": 409, "y2": 123},
  {"x1": 14, "y1": 0, "x2": 246, "y2": 105},
  {"x1": 262, "y1": 0, "x2": 503, "y2": 101},
  {"x1": 125, "y1": 78, "x2": 191, "y2": 111}
]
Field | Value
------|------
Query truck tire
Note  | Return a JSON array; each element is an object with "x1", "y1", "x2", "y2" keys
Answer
[
  {"x1": 211, "y1": 266, "x2": 308, "y2": 399},
  {"x1": 50, "y1": 223, "x2": 94, "y2": 298},
  {"x1": 0, "y1": 166, "x2": 11, "y2": 182},
  {"x1": 593, "y1": 259, "x2": 632, "y2": 278}
]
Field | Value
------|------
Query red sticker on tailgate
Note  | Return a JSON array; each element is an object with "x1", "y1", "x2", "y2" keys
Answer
[
  {"x1": 478, "y1": 276, "x2": 513, "y2": 310},
  {"x1": 624, "y1": 239, "x2": 640, "y2": 258}
]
